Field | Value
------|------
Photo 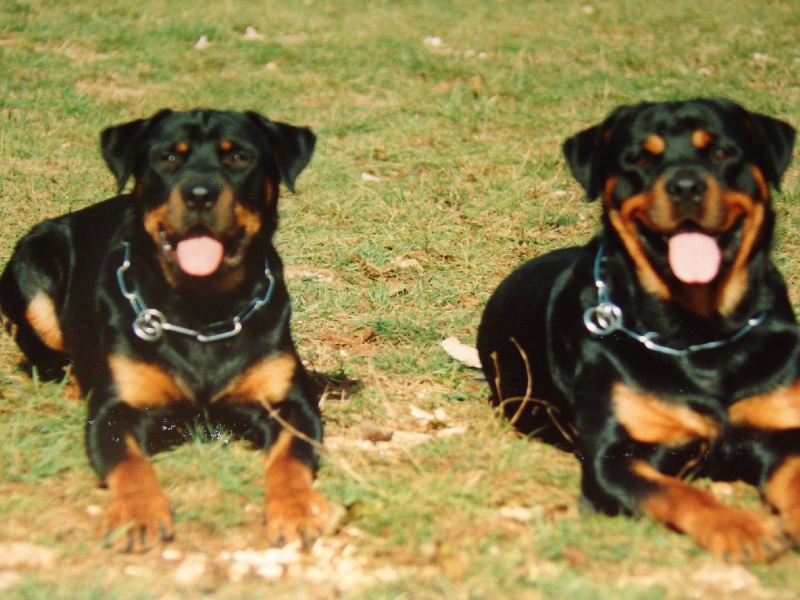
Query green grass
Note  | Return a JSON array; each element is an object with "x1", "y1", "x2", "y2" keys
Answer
[{"x1": 1, "y1": 0, "x2": 799, "y2": 598}]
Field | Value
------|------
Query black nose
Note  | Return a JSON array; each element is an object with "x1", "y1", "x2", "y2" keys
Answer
[
  {"x1": 182, "y1": 184, "x2": 219, "y2": 210},
  {"x1": 665, "y1": 172, "x2": 707, "y2": 204}
]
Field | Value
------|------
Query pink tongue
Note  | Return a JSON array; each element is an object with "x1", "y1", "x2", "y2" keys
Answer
[
  {"x1": 668, "y1": 232, "x2": 721, "y2": 284},
  {"x1": 175, "y1": 236, "x2": 224, "y2": 277}
]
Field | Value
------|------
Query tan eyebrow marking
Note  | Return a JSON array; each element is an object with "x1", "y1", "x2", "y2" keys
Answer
[
  {"x1": 642, "y1": 134, "x2": 666, "y2": 155},
  {"x1": 691, "y1": 129, "x2": 714, "y2": 149}
]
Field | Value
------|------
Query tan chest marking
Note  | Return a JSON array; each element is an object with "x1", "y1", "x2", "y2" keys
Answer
[
  {"x1": 214, "y1": 353, "x2": 297, "y2": 406},
  {"x1": 109, "y1": 354, "x2": 193, "y2": 409},
  {"x1": 729, "y1": 381, "x2": 800, "y2": 431},
  {"x1": 613, "y1": 383, "x2": 721, "y2": 446}
]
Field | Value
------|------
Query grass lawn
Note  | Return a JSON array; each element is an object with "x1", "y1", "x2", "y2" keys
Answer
[{"x1": 1, "y1": 0, "x2": 799, "y2": 597}]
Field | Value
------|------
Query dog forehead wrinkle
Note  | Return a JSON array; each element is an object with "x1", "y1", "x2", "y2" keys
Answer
[
  {"x1": 156, "y1": 113, "x2": 242, "y2": 147},
  {"x1": 638, "y1": 103, "x2": 719, "y2": 137}
]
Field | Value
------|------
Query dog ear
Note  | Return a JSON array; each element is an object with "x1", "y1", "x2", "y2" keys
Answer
[
  {"x1": 562, "y1": 124, "x2": 606, "y2": 201},
  {"x1": 100, "y1": 109, "x2": 173, "y2": 193},
  {"x1": 245, "y1": 112, "x2": 316, "y2": 192},
  {"x1": 562, "y1": 107, "x2": 629, "y2": 201},
  {"x1": 746, "y1": 111, "x2": 796, "y2": 191}
]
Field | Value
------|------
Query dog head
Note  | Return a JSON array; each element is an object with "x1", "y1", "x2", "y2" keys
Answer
[
  {"x1": 563, "y1": 98, "x2": 795, "y2": 317},
  {"x1": 101, "y1": 109, "x2": 315, "y2": 290}
]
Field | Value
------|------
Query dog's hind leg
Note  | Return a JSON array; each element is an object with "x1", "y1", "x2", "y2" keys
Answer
[{"x1": 0, "y1": 222, "x2": 72, "y2": 378}]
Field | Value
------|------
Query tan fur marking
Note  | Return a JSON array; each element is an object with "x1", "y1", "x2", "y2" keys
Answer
[
  {"x1": 25, "y1": 290, "x2": 65, "y2": 352},
  {"x1": 632, "y1": 459, "x2": 725, "y2": 523},
  {"x1": 691, "y1": 129, "x2": 714, "y2": 150},
  {"x1": 142, "y1": 203, "x2": 179, "y2": 286},
  {"x1": 215, "y1": 353, "x2": 296, "y2": 406},
  {"x1": 263, "y1": 428, "x2": 330, "y2": 546},
  {"x1": 265, "y1": 179, "x2": 276, "y2": 205},
  {"x1": 764, "y1": 456, "x2": 800, "y2": 542},
  {"x1": 264, "y1": 429, "x2": 310, "y2": 480},
  {"x1": 109, "y1": 354, "x2": 192, "y2": 409},
  {"x1": 716, "y1": 194, "x2": 763, "y2": 316},
  {"x1": 642, "y1": 134, "x2": 666, "y2": 155},
  {"x1": 233, "y1": 201, "x2": 262, "y2": 239},
  {"x1": 175, "y1": 141, "x2": 190, "y2": 154},
  {"x1": 764, "y1": 456, "x2": 800, "y2": 513},
  {"x1": 105, "y1": 437, "x2": 160, "y2": 512},
  {"x1": 729, "y1": 382, "x2": 800, "y2": 430},
  {"x1": 142, "y1": 203, "x2": 170, "y2": 243},
  {"x1": 264, "y1": 429, "x2": 314, "y2": 499},
  {"x1": 604, "y1": 178, "x2": 671, "y2": 300},
  {"x1": 750, "y1": 165, "x2": 770, "y2": 202},
  {"x1": 613, "y1": 382, "x2": 721, "y2": 445},
  {"x1": 631, "y1": 459, "x2": 781, "y2": 561},
  {"x1": 105, "y1": 435, "x2": 173, "y2": 552},
  {"x1": 220, "y1": 139, "x2": 233, "y2": 151}
]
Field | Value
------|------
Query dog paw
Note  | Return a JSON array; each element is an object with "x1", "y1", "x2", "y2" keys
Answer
[
  {"x1": 264, "y1": 487, "x2": 331, "y2": 549},
  {"x1": 106, "y1": 488, "x2": 174, "y2": 553},
  {"x1": 697, "y1": 509, "x2": 786, "y2": 563}
]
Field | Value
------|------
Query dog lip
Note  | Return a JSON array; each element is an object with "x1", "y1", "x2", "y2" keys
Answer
[
  {"x1": 635, "y1": 217, "x2": 744, "y2": 280},
  {"x1": 221, "y1": 230, "x2": 246, "y2": 265},
  {"x1": 637, "y1": 221, "x2": 720, "y2": 252},
  {"x1": 669, "y1": 221, "x2": 715, "y2": 237},
  {"x1": 156, "y1": 222, "x2": 248, "y2": 278},
  {"x1": 160, "y1": 224, "x2": 237, "y2": 248},
  {"x1": 637, "y1": 216, "x2": 722, "y2": 241},
  {"x1": 178, "y1": 223, "x2": 218, "y2": 241}
]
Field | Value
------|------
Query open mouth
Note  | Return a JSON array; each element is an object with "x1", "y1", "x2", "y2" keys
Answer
[
  {"x1": 637, "y1": 220, "x2": 742, "y2": 285},
  {"x1": 159, "y1": 226, "x2": 246, "y2": 278}
]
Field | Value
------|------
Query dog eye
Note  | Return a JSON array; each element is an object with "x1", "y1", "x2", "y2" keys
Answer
[
  {"x1": 224, "y1": 151, "x2": 251, "y2": 168},
  {"x1": 632, "y1": 152, "x2": 657, "y2": 168},
  {"x1": 712, "y1": 146, "x2": 731, "y2": 161},
  {"x1": 160, "y1": 152, "x2": 184, "y2": 166}
]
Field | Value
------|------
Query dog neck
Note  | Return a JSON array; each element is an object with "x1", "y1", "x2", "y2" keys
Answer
[
  {"x1": 115, "y1": 240, "x2": 276, "y2": 344},
  {"x1": 584, "y1": 244, "x2": 767, "y2": 357}
]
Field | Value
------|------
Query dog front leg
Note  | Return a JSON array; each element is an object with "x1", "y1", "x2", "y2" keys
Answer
[
  {"x1": 87, "y1": 402, "x2": 174, "y2": 553},
  {"x1": 216, "y1": 355, "x2": 332, "y2": 548},
  {"x1": 612, "y1": 458, "x2": 785, "y2": 562},
  {"x1": 263, "y1": 423, "x2": 331, "y2": 548}
]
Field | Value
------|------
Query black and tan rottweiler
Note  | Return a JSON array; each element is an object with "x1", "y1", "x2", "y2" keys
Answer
[
  {"x1": 0, "y1": 109, "x2": 331, "y2": 551},
  {"x1": 477, "y1": 98, "x2": 800, "y2": 562}
]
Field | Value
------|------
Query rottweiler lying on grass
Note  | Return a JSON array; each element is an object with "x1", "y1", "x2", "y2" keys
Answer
[
  {"x1": 1, "y1": 109, "x2": 330, "y2": 552},
  {"x1": 478, "y1": 98, "x2": 798, "y2": 562}
]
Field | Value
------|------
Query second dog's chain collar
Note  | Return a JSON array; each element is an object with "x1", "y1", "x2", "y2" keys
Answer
[
  {"x1": 116, "y1": 241, "x2": 275, "y2": 343},
  {"x1": 582, "y1": 245, "x2": 766, "y2": 357}
]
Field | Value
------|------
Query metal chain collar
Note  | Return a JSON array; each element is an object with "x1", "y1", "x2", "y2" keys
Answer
[
  {"x1": 116, "y1": 241, "x2": 275, "y2": 343},
  {"x1": 582, "y1": 245, "x2": 766, "y2": 357}
]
